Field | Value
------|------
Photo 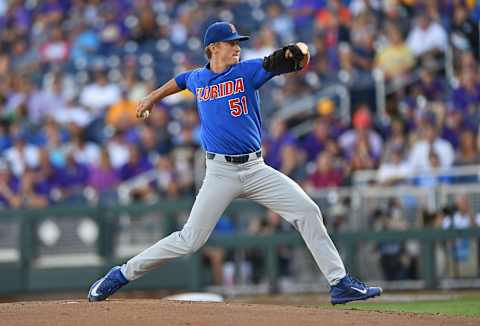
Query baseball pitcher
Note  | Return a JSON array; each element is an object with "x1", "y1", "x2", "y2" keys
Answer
[{"x1": 88, "y1": 22, "x2": 382, "y2": 305}]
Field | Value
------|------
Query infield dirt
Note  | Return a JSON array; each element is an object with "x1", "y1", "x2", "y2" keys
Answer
[{"x1": 1, "y1": 299, "x2": 479, "y2": 326}]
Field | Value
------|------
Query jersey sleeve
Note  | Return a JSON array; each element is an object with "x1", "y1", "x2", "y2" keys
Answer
[
  {"x1": 174, "y1": 71, "x2": 193, "y2": 91},
  {"x1": 242, "y1": 59, "x2": 277, "y2": 89}
]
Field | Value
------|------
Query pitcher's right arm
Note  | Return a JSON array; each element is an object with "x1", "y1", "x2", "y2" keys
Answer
[{"x1": 136, "y1": 78, "x2": 182, "y2": 119}]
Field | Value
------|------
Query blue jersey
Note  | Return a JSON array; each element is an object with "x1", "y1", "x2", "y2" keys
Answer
[{"x1": 175, "y1": 59, "x2": 278, "y2": 155}]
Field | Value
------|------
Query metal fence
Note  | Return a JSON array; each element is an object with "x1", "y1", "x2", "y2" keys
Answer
[{"x1": 1, "y1": 183, "x2": 480, "y2": 296}]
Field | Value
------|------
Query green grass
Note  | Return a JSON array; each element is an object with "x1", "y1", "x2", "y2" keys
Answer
[{"x1": 335, "y1": 297, "x2": 480, "y2": 317}]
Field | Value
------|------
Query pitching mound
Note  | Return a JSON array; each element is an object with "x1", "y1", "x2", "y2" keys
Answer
[{"x1": 1, "y1": 299, "x2": 478, "y2": 326}]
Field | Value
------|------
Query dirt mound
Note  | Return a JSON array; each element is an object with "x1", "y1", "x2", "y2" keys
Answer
[{"x1": 0, "y1": 299, "x2": 478, "y2": 326}]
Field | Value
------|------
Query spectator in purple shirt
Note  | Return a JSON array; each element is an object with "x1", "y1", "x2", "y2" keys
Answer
[
  {"x1": 451, "y1": 68, "x2": 480, "y2": 120},
  {"x1": 88, "y1": 148, "x2": 119, "y2": 194},
  {"x1": 264, "y1": 118, "x2": 297, "y2": 170},
  {"x1": 37, "y1": 0, "x2": 68, "y2": 25},
  {"x1": 117, "y1": 144, "x2": 153, "y2": 181},
  {"x1": 18, "y1": 168, "x2": 50, "y2": 208},
  {"x1": 98, "y1": 8, "x2": 128, "y2": 55},
  {"x1": 59, "y1": 152, "x2": 90, "y2": 202},
  {"x1": 302, "y1": 117, "x2": 332, "y2": 162},
  {"x1": 0, "y1": 160, "x2": 21, "y2": 209},
  {"x1": 1, "y1": 1, "x2": 32, "y2": 34},
  {"x1": 442, "y1": 105, "x2": 476, "y2": 150},
  {"x1": 413, "y1": 67, "x2": 446, "y2": 102},
  {"x1": 118, "y1": 145, "x2": 154, "y2": 202},
  {"x1": 35, "y1": 148, "x2": 65, "y2": 203},
  {"x1": 289, "y1": 0, "x2": 325, "y2": 42}
]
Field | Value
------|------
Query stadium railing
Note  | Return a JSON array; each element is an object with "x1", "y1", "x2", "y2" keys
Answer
[
  {"x1": 0, "y1": 187, "x2": 479, "y2": 296},
  {"x1": 353, "y1": 164, "x2": 480, "y2": 185}
]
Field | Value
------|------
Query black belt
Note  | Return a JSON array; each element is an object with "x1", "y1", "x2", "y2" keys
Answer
[{"x1": 206, "y1": 150, "x2": 262, "y2": 164}]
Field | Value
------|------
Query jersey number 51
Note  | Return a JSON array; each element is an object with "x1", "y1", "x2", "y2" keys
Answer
[{"x1": 228, "y1": 96, "x2": 248, "y2": 117}]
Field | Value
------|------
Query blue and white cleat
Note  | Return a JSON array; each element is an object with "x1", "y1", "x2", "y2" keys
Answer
[
  {"x1": 330, "y1": 275, "x2": 382, "y2": 305},
  {"x1": 88, "y1": 266, "x2": 129, "y2": 302}
]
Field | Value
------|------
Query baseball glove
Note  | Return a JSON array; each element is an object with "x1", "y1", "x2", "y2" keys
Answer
[{"x1": 263, "y1": 43, "x2": 309, "y2": 74}]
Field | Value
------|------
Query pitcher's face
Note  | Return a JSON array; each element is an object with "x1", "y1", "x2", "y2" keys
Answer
[{"x1": 213, "y1": 40, "x2": 241, "y2": 65}]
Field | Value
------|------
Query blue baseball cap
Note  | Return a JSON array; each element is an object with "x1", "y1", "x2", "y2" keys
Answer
[{"x1": 203, "y1": 22, "x2": 249, "y2": 47}]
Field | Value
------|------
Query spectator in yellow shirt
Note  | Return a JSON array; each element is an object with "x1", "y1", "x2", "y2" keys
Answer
[
  {"x1": 375, "y1": 23, "x2": 415, "y2": 80},
  {"x1": 106, "y1": 89, "x2": 138, "y2": 129}
]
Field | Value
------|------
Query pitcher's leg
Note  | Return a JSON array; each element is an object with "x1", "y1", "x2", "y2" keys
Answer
[
  {"x1": 243, "y1": 163, "x2": 346, "y2": 285},
  {"x1": 122, "y1": 167, "x2": 241, "y2": 280}
]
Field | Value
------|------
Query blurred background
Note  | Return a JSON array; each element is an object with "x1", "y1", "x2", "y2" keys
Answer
[{"x1": 1, "y1": 0, "x2": 480, "y2": 299}]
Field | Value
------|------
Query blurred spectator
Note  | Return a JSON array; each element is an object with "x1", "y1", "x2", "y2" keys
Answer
[
  {"x1": 118, "y1": 145, "x2": 153, "y2": 182},
  {"x1": 351, "y1": 29, "x2": 375, "y2": 73},
  {"x1": 450, "y1": 4, "x2": 479, "y2": 59},
  {"x1": 301, "y1": 117, "x2": 331, "y2": 162},
  {"x1": 98, "y1": 8, "x2": 127, "y2": 55},
  {"x1": 375, "y1": 22, "x2": 414, "y2": 81},
  {"x1": 60, "y1": 152, "x2": 89, "y2": 202},
  {"x1": 382, "y1": 118, "x2": 408, "y2": 161},
  {"x1": 27, "y1": 76, "x2": 67, "y2": 124},
  {"x1": 315, "y1": 0, "x2": 351, "y2": 32},
  {"x1": 372, "y1": 199, "x2": 413, "y2": 281},
  {"x1": 288, "y1": 0, "x2": 324, "y2": 42},
  {"x1": 412, "y1": 150, "x2": 452, "y2": 187},
  {"x1": 154, "y1": 155, "x2": 179, "y2": 199},
  {"x1": 309, "y1": 35, "x2": 338, "y2": 87},
  {"x1": 35, "y1": 148, "x2": 63, "y2": 203},
  {"x1": 264, "y1": 118, "x2": 296, "y2": 170},
  {"x1": 130, "y1": 1, "x2": 159, "y2": 43},
  {"x1": 349, "y1": 0, "x2": 381, "y2": 17},
  {"x1": 39, "y1": 122, "x2": 68, "y2": 166},
  {"x1": 454, "y1": 129, "x2": 480, "y2": 166},
  {"x1": 10, "y1": 38, "x2": 39, "y2": 73},
  {"x1": 339, "y1": 105, "x2": 383, "y2": 163},
  {"x1": 52, "y1": 96, "x2": 93, "y2": 128},
  {"x1": 18, "y1": 169, "x2": 49, "y2": 208},
  {"x1": 106, "y1": 130, "x2": 130, "y2": 169},
  {"x1": 265, "y1": 2, "x2": 295, "y2": 44},
  {"x1": 64, "y1": 125, "x2": 101, "y2": 166},
  {"x1": 306, "y1": 152, "x2": 345, "y2": 190},
  {"x1": 279, "y1": 144, "x2": 306, "y2": 182},
  {"x1": 79, "y1": 70, "x2": 121, "y2": 116},
  {"x1": 324, "y1": 138, "x2": 345, "y2": 167},
  {"x1": 442, "y1": 105, "x2": 476, "y2": 150},
  {"x1": 412, "y1": 67, "x2": 446, "y2": 102},
  {"x1": 408, "y1": 122, "x2": 454, "y2": 172},
  {"x1": 377, "y1": 145, "x2": 411, "y2": 186},
  {"x1": 0, "y1": 160, "x2": 21, "y2": 209},
  {"x1": 451, "y1": 67, "x2": 480, "y2": 124},
  {"x1": 0, "y1": 48, "x2": 9, "y2": 76},
  {"x1": 87, "y1": 147, "x2": 119, "y2": 202},
  {"x1": 243, "y1": 26, "x2": 277, "y2": 60},
  {"x1": 145, "y1": 106, "x2": 172, "y2": 152},
  {"x1": 315, "y1": 99, "x2": 345, "y2": 137},
  {"x1": 39, "y1": 26, "x2": 70, "y2": 65},
  {"x1": 4, "y1": 131, "x2": 40, "y2": 176},
  {"x1": 442, "y1": 195, "x2": 479, "y2": 277},
  {"x1": 123, "y1": 70, "x2": 152, "y2": 102},
  {"x1": 70, "y1": 21, "x2": 100, "y2": 64},
  {"x1": 106, "y1": 89, "x2": 138, "y2": 129},
  {"x1": 406, "y1": 12, "x2": 448, "y2": 57}
]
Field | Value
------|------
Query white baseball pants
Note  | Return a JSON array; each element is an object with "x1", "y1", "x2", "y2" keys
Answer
[{"x1": 121, "y1": 156, "x2": 346, "y2": 285}]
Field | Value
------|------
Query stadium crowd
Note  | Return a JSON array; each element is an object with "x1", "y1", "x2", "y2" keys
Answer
[{"x1": 1, "y1": 0, "x2": 480, "y2": 211}]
